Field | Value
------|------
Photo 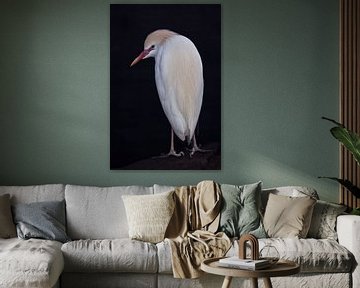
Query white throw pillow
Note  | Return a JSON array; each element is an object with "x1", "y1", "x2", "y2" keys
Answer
[{"x1": 122, "y1": 191, "x2": 175, "y2": 243}]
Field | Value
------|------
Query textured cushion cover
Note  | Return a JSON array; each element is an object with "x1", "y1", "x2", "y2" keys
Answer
[
  {"x1": 61, "y1": 273, "x2": 157, "y2": 288},
  {"x1": 307, "y1": 200, "x2": 347, "y2": 240},
  {"x1": 261, "y1": 186, "x2": 319, "y2": 213},
  {"x1": 263, "y1": 193, "x2": 316, "y2": 238},
  {"x1": 12, "y1": 200, "x2": 70, "y2": 243},
  {"x1": 0, "y1": 238, "x2": 64, "y2": 288},
  {"x1": 218, "y1": 182, "x2": 266, "y2": 238},
  {"x1": 256, "y1": 238, "x2": 353, "y2": 273},
  {"x1": 0, "y1": 184, "x2": 65, "y2": 204},
  {"x1": 122, "y1": 191, "x2": 175, "y2": 243},
  {"x1": 65, "y1": 185, "x2": 153, "y2": 239},
  {"x1": 158, "y1": 237, "x2": 353, "y2": 274},
  {"x1": 156, "y1": 240, "x2": 173, "y2": 274},
  {"x1": 62, "y1": 239, "x2": 158, "y2": 273},
  {"x1": 153, "y1": 184, "x2": 176, "y2": 194},
  {"x1": 0, "y1": 194, "x2": 16, "y2": 238}
]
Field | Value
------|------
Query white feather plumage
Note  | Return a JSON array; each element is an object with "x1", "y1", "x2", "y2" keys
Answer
[{"x1": 131, "y1": 29, "x2": 204, "y2": 155}]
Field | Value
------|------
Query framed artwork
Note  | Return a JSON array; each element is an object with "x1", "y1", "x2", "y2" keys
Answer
[{"x1": 110, "y1": 4, "x2": 221, "y2": 170}]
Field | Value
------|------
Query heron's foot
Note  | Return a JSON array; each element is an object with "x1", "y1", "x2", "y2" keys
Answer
[
  {"x1": 165, "y1": 150, "x2": 185, "y2": 157},
  {"x1": 153, "y1": 149, "x2": 185, "y2": 158},
  {"x1": 189, "y1": 146, "x2": 213, "y2": 157}
]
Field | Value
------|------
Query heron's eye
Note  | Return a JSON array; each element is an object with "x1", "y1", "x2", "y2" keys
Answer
[{"x1": 150, "y1": 45, "x2": 155, "y2": 50}]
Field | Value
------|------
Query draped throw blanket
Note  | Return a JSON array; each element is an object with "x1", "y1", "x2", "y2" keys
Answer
[{"x1": 165, "y1": 180, "x2": 231, "y2": 278}]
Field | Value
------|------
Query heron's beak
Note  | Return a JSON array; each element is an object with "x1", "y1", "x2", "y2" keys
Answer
[{"x1": 130, "y1": 50, "x2": 149, "y2": 67}]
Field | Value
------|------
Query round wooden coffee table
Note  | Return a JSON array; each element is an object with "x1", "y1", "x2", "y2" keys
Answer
[{"x1": 201, "y1": 257, "x2": 300, "y2": 288}]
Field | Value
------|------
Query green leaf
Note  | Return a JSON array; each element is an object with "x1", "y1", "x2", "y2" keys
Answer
[
  {"x1": 351, "y1": 208, "x2": 360, "y2": 215},
  {"x1": 321, "y1": 116, "x2": 344, "y2": 127},
  {"x1": 330, "y1": 127, "x2": 360, "y2": 165},
  {"x1": 318, "y1": 177, "x2": 360, "y2": 198},
  {"x1": 322, "y1": 117, "x2": 360, "y2": 165}
]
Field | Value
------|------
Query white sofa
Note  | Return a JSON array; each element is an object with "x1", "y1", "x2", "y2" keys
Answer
[{"x1": 0, "y1": 183, "x2": 358, "y2": 288}]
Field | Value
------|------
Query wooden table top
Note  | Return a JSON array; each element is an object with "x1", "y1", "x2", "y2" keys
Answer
[{"x1": 201, "y1": 257, "x2": 300, "y2": 278}]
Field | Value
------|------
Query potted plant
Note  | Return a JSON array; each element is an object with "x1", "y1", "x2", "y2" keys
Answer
[{"x1": 320, "y1": 117, "x2": 360, "y2": 215}]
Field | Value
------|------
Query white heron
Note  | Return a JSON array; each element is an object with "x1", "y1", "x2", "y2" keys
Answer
[{"x1": 130, "y1": 29, "x2": 206, "y2": 157}]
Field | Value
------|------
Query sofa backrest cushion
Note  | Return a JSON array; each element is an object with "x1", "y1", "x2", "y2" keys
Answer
[
  {"x1": 153, "y1": 184, "x2": 176, "y2": 194},
  {"x1": 0, "y1": 184, "x2": 65, "y2": 204},
  {"x1": 65, "y1": 185, "x2": 153, "y2": 239},
  {"x1": 0, "y1": 194, "x2": 17, "y2": 238},
  {"x1": 261, "y1": 186, "x2": 319, "y2": 213}
]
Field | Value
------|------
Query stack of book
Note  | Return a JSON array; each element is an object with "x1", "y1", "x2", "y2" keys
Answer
[{"x1": 218, "y1": 257, "x2": 271, "y2": 270}]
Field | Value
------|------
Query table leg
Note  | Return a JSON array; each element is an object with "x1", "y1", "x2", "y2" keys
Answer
[
  {"x1": 221, "y1": 276, "x2": 232, "y2": 288},
  {"x1": 263, "y1": 277, "x2": 273, "y2": 288},
  {"x1": 251, "y1": 278, "x2": 258, "y2": 288}
]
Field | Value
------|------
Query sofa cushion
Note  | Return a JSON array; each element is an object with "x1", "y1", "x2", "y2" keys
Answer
[
  {"x1": 61, "y1": 239, "x2": 158, "y2": 273},
  {"x1": 0, "y1": 184, "x2": 65, "y2": 204},
  {"x1": 263, "y1": 193, "x2": 316, "y2": 238},
  {"x1": 65, "y1": 185, "x2": 153, "y2": 239},
  {"x1": 12, "y1": 200, "x2": 70, "y2": 243},
  {"x1": 61, "y1": 273, "x2": 157, "y2": 288},
  {"x1": 218, "y1": 182, "x2": 266, "y2": 238},
  {"x1": 0, "y1": 194, "x2": 16, "y2": 238},
  {"x1": 122, "y1": 191, "x2": 175, "y2": 243},
  {"x1": 225, "y1": 238, "x2": 353, "y2": 274},
  {"x1": 307, "y1": 200, "x2": 347, "y2": 240},
  {"x1": 156, "y1": 240, "x2": 173, "y2": 274},
  {"x1": 260, "y1": 238, "x2": 353, "y2": 273},
  {"x1": 153, "y1": 184, "x2": 176, "y2": 194},
  {"x1": 157, "y1": 237, "x2": 353, "y2": 274},
  {"x1": 0, "y1": 238, "x2": 64, "y2": 288},
  {"x1": 261, "y1": 186, "x2": 319, "y2": 213}
]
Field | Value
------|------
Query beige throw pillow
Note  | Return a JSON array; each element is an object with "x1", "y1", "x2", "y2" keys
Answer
[
  {"x1": 122, "y1": 191, "x2": 175, "y2": 243},
  {"x1": 263, "y1": 193, "x2": 316, "y2": 238},
  {"x1": 0, "y1": 194, "x2": 17, "y2": 238}
]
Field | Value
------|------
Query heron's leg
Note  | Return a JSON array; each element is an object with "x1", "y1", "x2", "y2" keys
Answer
[
  {"x1": 189, "y1": 135, "x2": 212, "y2": 156},
  {"x1": 154, "y1": 129, "x2": 184, "y2": 158},
  {"x1": 167, "y1": 129, "x2": 184, "y2": 157}
]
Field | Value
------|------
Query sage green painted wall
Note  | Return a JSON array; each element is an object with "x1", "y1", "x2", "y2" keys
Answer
[{"x1": 0, "y1": 0, "x2": 339, "y2": 202}]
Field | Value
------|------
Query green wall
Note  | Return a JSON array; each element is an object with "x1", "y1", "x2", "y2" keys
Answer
[{"x1": 0, "y1": 0, "x2": 340, "y2": 202}]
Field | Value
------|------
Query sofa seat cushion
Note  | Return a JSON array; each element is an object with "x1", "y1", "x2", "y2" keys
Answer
[
  {"x1": 156, "y1": 240, "x2": 173, "y2": 274},
  {"x1": 157, "y1": 238, "x2": 353, "y2": 274},
  {"x1": 61, "y1": 239, "x2": 158, "y2": 273},
  {"x1": 0, "y1": 238, "x2": 64, "y2": 288},
  {"x1": 260, "y1": 238, "x2": 353, "y2": 272},
  {"x1": 228, "y1": 238, "x2": 353, "y2": 273}
]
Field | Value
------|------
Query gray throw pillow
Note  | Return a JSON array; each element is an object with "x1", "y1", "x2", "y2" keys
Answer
[
  {"x1": 307, "y1": 200, "x2": 347, "y2": 240},
  {"x1": 12, "y1": 200, "x2": 70, "y2": 243},
  {"x1": 218, "y1": 182, "x2": 266, "y2": 238}
]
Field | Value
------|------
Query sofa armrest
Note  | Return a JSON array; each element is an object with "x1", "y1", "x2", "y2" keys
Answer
[{"x1": 337, "y1": 215, "x2": 360, "y2": 288}]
